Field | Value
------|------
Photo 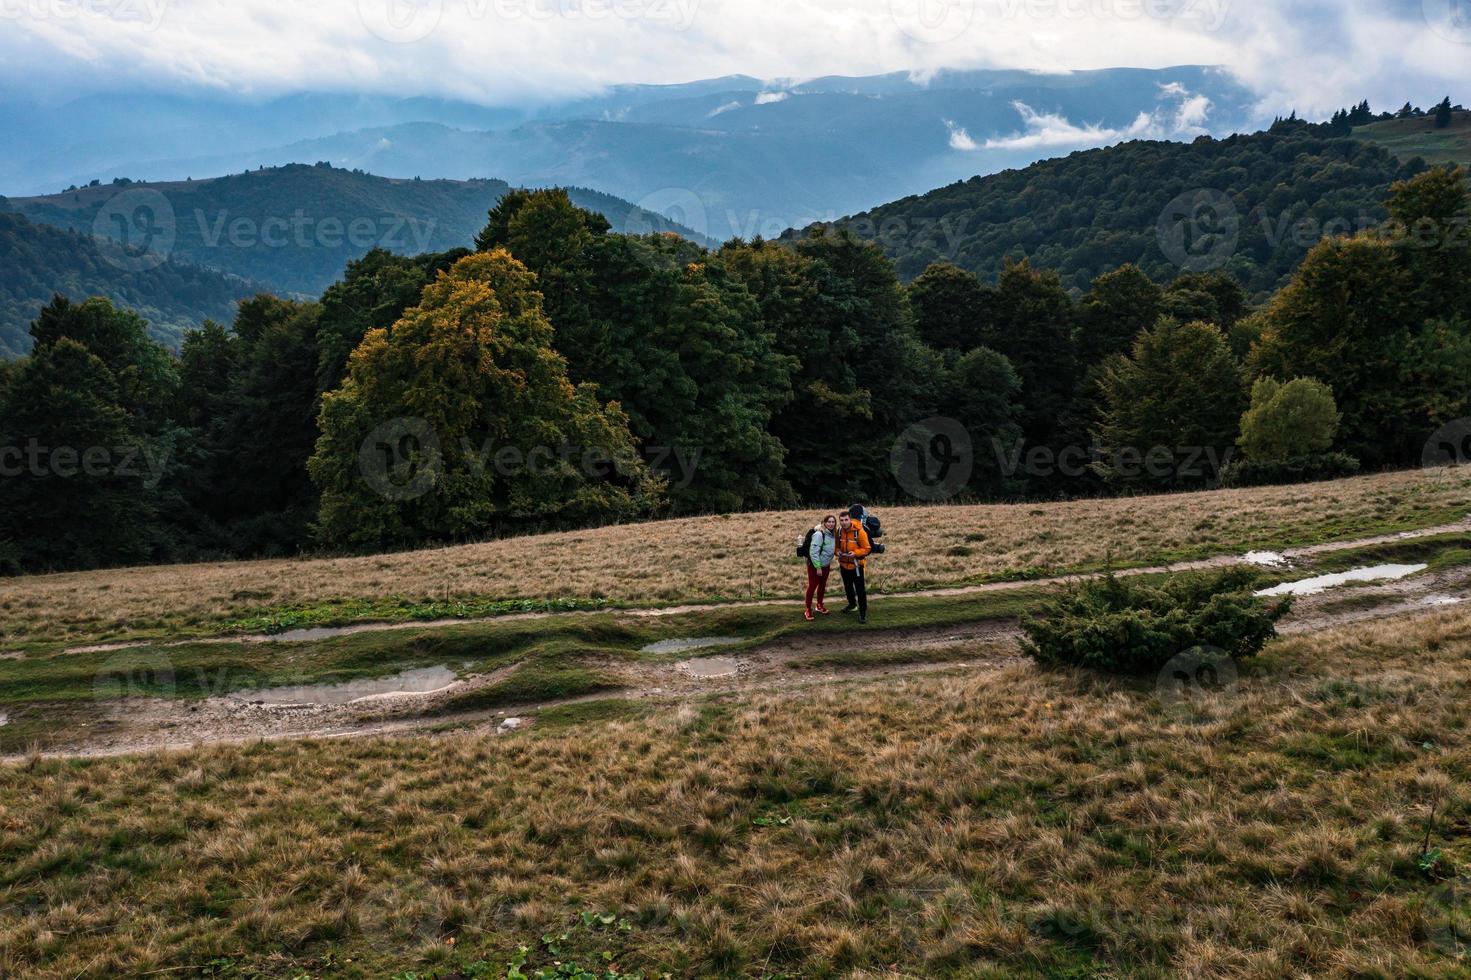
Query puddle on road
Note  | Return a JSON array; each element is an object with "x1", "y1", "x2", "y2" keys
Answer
[
  {"x1": 231, "y1": 666, "x2": 458, "y2": 706},
  {"x1": 679, "y1": 656, "x2": 743, "y2": 679},
  {"x1": 1244, "y1": 551, "x2": 1289, "y2": 568},
  {"x1": 641, "y1": 636, "x2": 742, "y2": 655},
  {"x1": 1257, "y1": 564, "x2": 1429, "y2": 598}
]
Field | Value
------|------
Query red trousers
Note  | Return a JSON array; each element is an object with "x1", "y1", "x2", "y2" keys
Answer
[{"x1": 805, "y1": 564, "x2": 830, "y2": 611}]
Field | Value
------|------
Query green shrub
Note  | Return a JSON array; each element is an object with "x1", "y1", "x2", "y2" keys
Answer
[
  {"x1": 1238, "y1": 376, "x2": 1341, "y2": 462},
  {"x1": 1220, "y1": 451, "x2": 1360, "y2": 488},
  {"x1": 1020, "y1": 567, "x2": 1290, "y2": 674}
]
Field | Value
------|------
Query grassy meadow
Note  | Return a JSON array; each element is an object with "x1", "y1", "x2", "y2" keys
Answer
[
  {"x1": 2, "y1": 466, "x2": 1468, "y2": 649},
  {"x1": 1356, "y1": 110, "x2": 1471, "y2": 168},
  {"x1": 4, "y1": 600, "x2": 1471, "y2": 977}
]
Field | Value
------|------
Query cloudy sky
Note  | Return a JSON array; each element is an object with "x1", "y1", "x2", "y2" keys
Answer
[{"x1": 2, "y1": 0, "x2": 1469, "y2": 117}]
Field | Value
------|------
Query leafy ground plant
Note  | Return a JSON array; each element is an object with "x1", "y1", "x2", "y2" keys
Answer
[{"x1": 1020, "y1": 566, "x2": 1291, "y2": 673}]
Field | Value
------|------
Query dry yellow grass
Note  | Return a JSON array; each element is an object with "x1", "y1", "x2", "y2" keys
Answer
[
  {"x1": 3, "y1": 466, "x2": 1468, "y2": 645},
  {"x1": 2, "y1": 603, "x2": 1470, "y2": 977}
]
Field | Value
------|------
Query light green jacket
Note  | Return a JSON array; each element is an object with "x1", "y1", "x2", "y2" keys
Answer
[{"x1": 808, "y1": 528, "x2": 836, "y2": 569}]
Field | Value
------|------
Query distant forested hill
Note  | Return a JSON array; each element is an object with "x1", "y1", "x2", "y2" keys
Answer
[
  {"x1": 0, "y1": 211, "x2": 256, "y2": 358},
  {"x1": 3, "y1": 164, "x2": 703, "y2": 298},
  {"x1": 802, "y1": 129, "x2": 1420, "y2": 299}
]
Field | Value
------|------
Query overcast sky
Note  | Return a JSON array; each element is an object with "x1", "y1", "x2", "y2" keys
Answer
[{"x1": 3, "y1": 0, "x2": 1468, "y2": 117}]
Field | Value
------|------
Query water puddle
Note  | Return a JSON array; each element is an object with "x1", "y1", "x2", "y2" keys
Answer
[
  {"x1": 1256, "y1": 564, "x2": 1428, "y2": 598},
  {"x1": 641, "y1": 636, "x2": 742, "y2": 655},
  {"x1": 679, "y1": 656, "x2": 743, "y2": 679},
  {"x1": 231, "y1": 666, "x2": 458, "y2": 706},
  {"x1": 1244, "y1": 551, "x2": 1289, "y2": 568}
]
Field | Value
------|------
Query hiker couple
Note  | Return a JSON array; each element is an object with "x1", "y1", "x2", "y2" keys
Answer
[{"x1": 801, "y1": 505, "x2": 879, "y2": 624}]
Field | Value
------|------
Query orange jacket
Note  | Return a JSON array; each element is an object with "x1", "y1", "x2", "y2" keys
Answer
[{"x1": 837, "y1": 523, "x2": 871, "y2": 570}]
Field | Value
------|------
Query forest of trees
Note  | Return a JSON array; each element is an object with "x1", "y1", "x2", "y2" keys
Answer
[
  {"x1": 1, "y1": 162, "x2": 1468, "y2": 573},
  {"x1": 811, "y1": 126, "x2": 1422, "y2": 299},
  {"x1": 0, "y1": 211, "x2": 257, "y2": 358}
]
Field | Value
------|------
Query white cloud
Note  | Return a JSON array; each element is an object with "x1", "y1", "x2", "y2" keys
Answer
[
  {"x1": 707, "y1": 99, "x2": 743, "y2": 117},
  {"x1": 754, "y1": 91, "x2": 788, "y2": 105},
  {"x1": 0, "y1": 0, "x2": 1465, "y2": 119},
  {"x1": 945, "y1": 118, "x2": 978, "y2": 150},
  {"x1": 983, "y1": 82, "x2": 1215, "y2": 152}
]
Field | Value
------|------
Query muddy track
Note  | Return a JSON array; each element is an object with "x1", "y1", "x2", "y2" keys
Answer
[
  {"x1": 62, "y1": 519, "x2": 1471, "y2": 656},
  {"x1": 13, "y1": 562, "x2": 1471, "y2": 761}
]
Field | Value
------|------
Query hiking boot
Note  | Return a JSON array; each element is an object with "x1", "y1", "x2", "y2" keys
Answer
[
  {"x1": 841, "y1": 604, "x2": 857, "y2": 614},
  {"x1": 815, "y1": 604, "x2": 830, "y2": 615},
  {"x1": 803, "y1": 608, "x2": 815, "y2": 622},
  {"x1": 859, "y1": 612, "x2": 868, "y2": 624}
]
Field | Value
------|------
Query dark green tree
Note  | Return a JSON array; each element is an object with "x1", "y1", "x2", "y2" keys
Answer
[
  {"x1": 1093, "y1": 318, "x2": 1244, "y2": 490},
  {"x1": 1435, "y1": 97, "x2": 1454, "y2": 130},
  {"x1": 1076, "y1": 264, "x2": 1163, "y2": 366},
  {"x1": 907, "y1": 262, "x2": 994, "y2": 352}
]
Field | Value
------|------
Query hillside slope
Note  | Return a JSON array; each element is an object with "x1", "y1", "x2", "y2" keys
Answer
[
  {"x1": 1354, "y1": 109, "x2": 1471, "y2": 167},
  {"x1": 4, "y1": 466, "x2": 1465, "y2": 648},
  {"x1": 2, "y1": 165, "x2": 703, "y2": 298},
  {"x1": 800, "y1": 128, "x2": 1416, "y2": 298},
  {"x1": 0, "y1": 211, "x2": 259, "y2": 357}
]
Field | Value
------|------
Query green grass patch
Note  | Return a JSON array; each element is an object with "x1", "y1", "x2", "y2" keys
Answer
[{"x1": 435, "y1": 664, "x2": 623, "y2": 714}]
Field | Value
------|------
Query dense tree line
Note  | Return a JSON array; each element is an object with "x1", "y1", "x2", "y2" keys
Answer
[
  {"x1": 1, "y1": 165, "x2": 1468, "y2": 573},
  {"x1": 808, "y1": 128, "x2": 1420, "y2": 300}
]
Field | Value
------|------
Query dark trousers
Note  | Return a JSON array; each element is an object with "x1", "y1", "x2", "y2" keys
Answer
[{"x1": 840, "y1": 564, "x2": 868, "y2": 615}]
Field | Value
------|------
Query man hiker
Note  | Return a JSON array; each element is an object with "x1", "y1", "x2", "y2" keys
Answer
[{"x1": 837, "y1": 510, "x2": 873, "y2": 624}]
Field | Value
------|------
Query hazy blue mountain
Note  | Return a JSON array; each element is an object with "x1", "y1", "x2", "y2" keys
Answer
[
  {"x1": 4, "y1": 164, "x2": 705, "y2": 298},
  {"x1": 1, "y1": 67, "x2": 1262, "y2": 241}
]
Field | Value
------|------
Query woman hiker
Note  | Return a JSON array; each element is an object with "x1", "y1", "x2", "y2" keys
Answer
[{"x1": 804, "y1": 514, "x2": 838, "y2": 621}]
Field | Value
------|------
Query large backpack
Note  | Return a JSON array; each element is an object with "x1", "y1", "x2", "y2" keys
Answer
[
  {"x1": 860, "y1": 511, "x2": 885, "y2": 555},
  {"x1": 796, "y1": 526, "x2": 817, "y2": 559}
]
